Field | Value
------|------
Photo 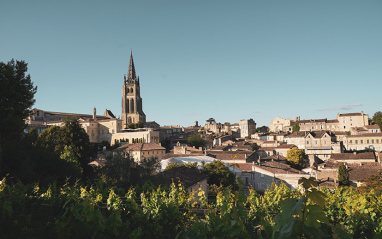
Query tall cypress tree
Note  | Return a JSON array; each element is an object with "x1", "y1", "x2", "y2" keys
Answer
[{"x1": 338, "y1": 163, "x2": 349, "y2": 186}]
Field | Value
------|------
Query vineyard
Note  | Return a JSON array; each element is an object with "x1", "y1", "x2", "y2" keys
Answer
[{"x1": 1, "y1": 177, "x2": 382, "y2": 239}]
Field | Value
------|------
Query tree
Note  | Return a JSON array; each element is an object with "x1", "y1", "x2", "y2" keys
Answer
[
  {"x1": 202, "y1": 160, "x2": 236, "y2": 188},
  {"x1": 286, "y1": 147, "x2": 305, "y2": 169},
  {"x1": 187, "y1": 134, "x2": 205, "y2": 149},
  {"x1": 338, "y1": 163, "x2": 349, "y2": 186},
  {"x1": 206, "y1": 118, "x2": 216, "y2": 124},
  {"x1": 60, "y1": 117, "x2": 92, "y2": 178},
  {"x1": 292, "y1": 123, "x2": 300, "y2": 132},
  {"x1": 0, "y1": 59, "x2": 37, "y2": 176},
  {"x1": 165, "y1": 162, "x2": 198, "y2": 171},
  {"x1": 372, "y1": 111, "x2": 382, "y2": 131}
]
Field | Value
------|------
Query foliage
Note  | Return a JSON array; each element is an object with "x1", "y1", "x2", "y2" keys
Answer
[
  {"x1": 202, "y1": 160, "x2": 236, "y2": 188},
  {"x1": 60, "y1": 146, "x2": 83, "y2": 179},
  {"x1": 372, "y1": 111, "x2": 382, "y2": 131},
  {"x1": 338, "y1": 163, "x2": 349, "y2": 186},
  {"x1": 2, "y1": 176, "x2": 382, "y2": 238},
  {"x1": 269, "y1": 177, "x2": 331, "y2": 238},
  {"x1": 286, "y1": 147, "x2": 305, "y2": 169},
  {"x1": 187, "y1": 134, "x2": 206, "y2": 149},
  {"x1": 292, "y1": 123, "x2": 300, "y2": 132},
  {"x1": 60, "y1": 117, "x2": 92, "y2": 177},
  {"x1": 165, "y1": 162, "x2": 199, "y2": 171},
  {"x1": 206, "y1": 118, "x2": 216, "y2": 124},
  {"x1": 0, "y1": 59, "x2": 37, "y2": 176},
  {"x1": 127, "y1": 121, "x2": 144, "y2": 129},
  {"x1": 97, "y1": 151, "x2": 160, "y2": 189}
]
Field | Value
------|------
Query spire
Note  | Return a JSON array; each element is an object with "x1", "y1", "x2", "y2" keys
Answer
[{"x1": 127, "y1": 50, "x2": 136, "y2": 80}]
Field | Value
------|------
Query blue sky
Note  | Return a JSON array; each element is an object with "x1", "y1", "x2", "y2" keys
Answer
[{"x1": 1, "y1": 0, "x2": 381, "y2": 127}]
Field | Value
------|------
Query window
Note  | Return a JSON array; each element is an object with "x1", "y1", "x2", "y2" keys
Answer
[
  {"x1": 324, "y1": 140, "x2": 327, "y2": 144},
  {"x1": 350, "y1": 140, "x2": 352, "y2": 144},
  {"x1": 361, "y1": 140, "x2": 363, "y2": 144},
  {"x1": 112, "y1": 129, "x2": 115, "y2": 134},
  {"x1": 315, "y1": 140, "x2": 318, "y2": 145},
  {"x1": 355, "y1": 140, "x2": 358, "y2": 144},
  {"x1": 372, "y1": 139, "x2": 374, "y2": 143},
  {"x1": 260, "y1": 173, "x2": 264, "y2": 178},
  {"x1": 307, "y1": 141, "x2": 310, "y2": 145},
  {"x1": 377, "y1": 139, "x2": 380, "y2": 143},
  {"x1": 320, "y1": 125, "x2": 323, "y2": 129},
  {"x1": 344, "y1": 126, "x2": 346, "y2": 129},
  {"x1": 367, "y1": 140, "x2": 370, "y2": 144}
]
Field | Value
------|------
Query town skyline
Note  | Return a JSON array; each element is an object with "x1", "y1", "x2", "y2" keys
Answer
[{"x1": 1, "y1": 1, "x2": 381, "y2": 127}]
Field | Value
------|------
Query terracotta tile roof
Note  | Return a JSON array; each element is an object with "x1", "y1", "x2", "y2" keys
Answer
[
  {"x1": 262, "y1": 155, "x2": 287, "y2": 161},
  {"x1": 332, "y1": 131, "x2": 347, "y2": 135},
  {"x1": 318, "y1": 159, "x2": 340, "y2": 169},
  {"x1": 298, "y1": 119, "x2": 327, "y2": 123},
  {"x1": 255, "y1": 161, "x2": 307, "y2": 175},
  {"x1": 364, "y1": 125, "x2": 380, "y2": 129},
  {"x1": 117, "y1": 143, "x2": 165, "y2": 151},
  {"x1": 207, "y1": 151, "x2": 256, "y2": 161},
  {"x1": 230, "y1": 163, "x2": 254, "y2": 171},
  {"x1": 161, "y1": 153, "x2": 205, "y2": 160},
  {"x1": 284, "y1": 132, "x2": 306, "y2": 138},
  {"x1": 330, "y1": 152, "x2": 375, "y2": 160},
  {"x1": 339, "y1": 113, "x2": 363, "y2": 116},
  {"x1": 351, "y1": 127, "x2": 368, "y2": 132},
  {"x1": 258, "y1": 147, "x2": 276, "y2": 151},
  {"x1": 327, "y1": 119, "x2": 339, "y2": 123},
  {"x1": 263, "y1": 141, "x2": 276, "y2": 144},
  {"x1": 346, "y1": 133, "x2": 382, "y2": 138},
  {"x1": 210, "y1": 145, "x2": 231, "y2": 151},
  {"x1": 162, "y1": 166, "x2": 208, "y2": 188},
  {"x1": 348, "y1": 162, "x2": 382, "y2": 181},
  {"x1": 276, "y1": 144, "x2": 296, "y2": 149},
  {"x1": 308, "y1": 131, "x2": 332, "y2": 138}
]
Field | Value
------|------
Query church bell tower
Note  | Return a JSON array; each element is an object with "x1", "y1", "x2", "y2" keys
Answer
[{"x1": 122, "y1": 51, "x2": 146, "y2": 128}]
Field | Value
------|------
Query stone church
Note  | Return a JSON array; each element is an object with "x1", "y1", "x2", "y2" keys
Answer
[{"x1": 121, "y1": 51, "x2": 146, "y2": 128}]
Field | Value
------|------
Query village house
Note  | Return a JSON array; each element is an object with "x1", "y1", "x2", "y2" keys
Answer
[
  {"x1": 231, "y1": 160, "x2": 309, "y2": 192},
  {"x1": 296, "y1": 112, "x2": 369, "y2": 132},
  {"x1": 116, "y1": 142, "x2": 166, "y2": 162},
  {"x1": 207, "y1": 151, "x2": 258, "y2": 164},
  {"x1": 343, "y1": 133, "x2": 382, "y2": 151},
  {"x1": 275, "y1": 144, "x2": 296, "y2": 157},
  {"x1": 350, "y1": 125, "x2": 381, "y2": 135},
  {"x1": 239, "y1": 119, "x2": 256, "y2": 138}
]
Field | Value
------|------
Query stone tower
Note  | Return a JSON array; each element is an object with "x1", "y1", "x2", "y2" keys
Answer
[{"x1": 122, "y1": 51, "x2": 146, "y2": 128}]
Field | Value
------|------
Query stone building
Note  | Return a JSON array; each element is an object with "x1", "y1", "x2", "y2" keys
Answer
[
  {"x1": 343, "y1": 133, "x2": 382, "y2": 151},
  {"x1": 116, "y1": 142, "x2": 166, "y2": 162},
  {"x1": 122, "y1": 51, "x2": 146, "y2": 128},
  {"x1": 239, "y1": 119, "x2": 256, "y2": 138},
  {"x1": 296, "y1": 112, "x2": 369, "y2": 132}
]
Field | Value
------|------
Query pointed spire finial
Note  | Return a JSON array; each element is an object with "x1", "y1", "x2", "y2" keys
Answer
[{"x1": 127, "y1": 50, "x2": 136, "y2": 80}]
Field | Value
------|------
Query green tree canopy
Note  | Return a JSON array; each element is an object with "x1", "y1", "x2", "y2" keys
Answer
[
  {"x1": 0, "y1": 59, "x2": 37, "y2": 176},
  {"x1": 206, "y1": 118, "x2": 216, "y2": 124},
  {"x1": 286, "y1": 147, "x2": 305, "y2": 169},
  {"x1": 338, "y1": 163, "x2": 349, "y2": 186},
  {"x1": 372, "y1": 111, "x2": 382, "y2": 131},
  {"x1": 187, "y1": 134, "x2": 206, "y2": 149},
  {"x1": 202, "y1": 160, "x2": 236, "y2": 188},
  {"x1": 292, "y1": 123, "x2": 300, "y2": 132},
  {"x1": 165, "y1": 162, "x2": 198, "y2": 171}
]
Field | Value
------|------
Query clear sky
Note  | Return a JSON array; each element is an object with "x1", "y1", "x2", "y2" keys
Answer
[{"x1": 1, "y1": 0, "x2": 381, "y2": 127}]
